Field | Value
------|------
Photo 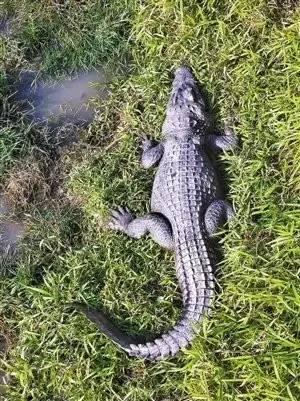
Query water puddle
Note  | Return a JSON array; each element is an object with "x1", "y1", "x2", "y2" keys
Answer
[
  {"x1": 0, "y1": 196, "x2": 25, "y2": 265},
  {"x1": 0, "y1": 220, "x2": 24, "y2": 255},
  {"x1": 12, "y1": 69, "x2": 108, "y2": 128},
  {"x1": 1, "y1": 70, "x2": 109, "y2": 260},
  {"x1": 0, "y1": 15, "x2": 13, "y2": 38}
]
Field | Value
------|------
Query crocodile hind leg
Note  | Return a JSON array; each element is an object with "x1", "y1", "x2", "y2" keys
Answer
[
  {"x1": 204, "y1": 200, "x2": 234, "y2": 237},
  {"x1": 109, "y1": 207, "x2": 174, "y2": 250}
]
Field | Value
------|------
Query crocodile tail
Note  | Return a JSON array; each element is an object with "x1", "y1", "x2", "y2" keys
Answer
[
  {"x1": 70, "y1": 302, "x2": 136, "y2": 350},
  {"x1": 70, "y1": 296, "x2": 213, "y2": 360}
]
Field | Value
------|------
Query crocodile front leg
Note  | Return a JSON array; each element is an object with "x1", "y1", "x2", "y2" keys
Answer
[
  {"x1": 204, "y1": 200, "x2": 234, "y2": 236},
  {"x1": 109, "y1": 207, "x2": 174, "y2": 250},
  {"x1": 207, "y1": 127, "x2": 238, "y2": 151},
  {"x1": 141, "y1": 136, "x2": 164, "y2": 168}
]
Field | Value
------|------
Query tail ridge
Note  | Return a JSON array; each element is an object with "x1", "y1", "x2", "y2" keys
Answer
[{"x1": 70, "y1": 299, "x2": 211, "y2": 360}]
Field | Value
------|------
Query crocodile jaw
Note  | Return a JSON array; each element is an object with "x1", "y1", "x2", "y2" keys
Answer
[{"x1": 162, "y1": 66, "x2": 208, "y2": 138}]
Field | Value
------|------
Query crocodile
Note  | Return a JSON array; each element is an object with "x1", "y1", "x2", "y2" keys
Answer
[{"x1": 72, "y1": 66, "x2": 237, "y2": 360}]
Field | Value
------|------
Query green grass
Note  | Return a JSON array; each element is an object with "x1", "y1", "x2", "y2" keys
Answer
[{"x1": 0, "y1": 0, "x2": 300, "y2": 400}]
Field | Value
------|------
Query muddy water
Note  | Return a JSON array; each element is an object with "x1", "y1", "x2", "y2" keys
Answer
[
  {"x1": 0, "y1": 220, "x2": 24, "y2": 255},
  {"x1": 0, "y1": 196, "x2": 24, "y2": 262},
  {"x1": 0, "y1": 15, "x2": 13, "y2": 38},
  {"x1": 13, "y1": 70, "x2": 108, "y2": 127},
  {"x1": 1, "y1": 70, "x2": 109, "y2": 257}
]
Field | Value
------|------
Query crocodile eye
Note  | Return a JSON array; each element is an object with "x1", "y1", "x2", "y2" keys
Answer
[{"x1": 190, "y1": 104, "x2": 205, "y2": 119}]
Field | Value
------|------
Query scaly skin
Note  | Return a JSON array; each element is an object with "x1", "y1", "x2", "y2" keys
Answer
[{"x1": 73, "y1": 66, "x2": 237, "y2": 360}]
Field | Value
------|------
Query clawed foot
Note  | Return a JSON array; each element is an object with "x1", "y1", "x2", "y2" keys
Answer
[
  {"x1": 108, "y1": 206, "x2": 135, "y2": 232},
  {"x1": 141, "y1": 135, "x2": 154, "y2": 152},
  {"x1": 223, "y1": 126, "x2": 239, "y2": 149}
]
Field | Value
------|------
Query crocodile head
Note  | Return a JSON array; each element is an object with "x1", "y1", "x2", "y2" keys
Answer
[{"x1": 162, "y1": 66, "x2": 209, "y2": 138}]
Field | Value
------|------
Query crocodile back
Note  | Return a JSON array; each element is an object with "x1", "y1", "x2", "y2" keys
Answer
[
  {"x1": 151, "y1": 138, "x2": 219, "y2": 326},
  {"x1": 121, "y1": 138, "x2": 220, "y2": 360}
]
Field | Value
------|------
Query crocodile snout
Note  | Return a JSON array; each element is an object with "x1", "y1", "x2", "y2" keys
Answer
[{"x1": 173, "y1": 65, "x2": 194, "y2": 81}]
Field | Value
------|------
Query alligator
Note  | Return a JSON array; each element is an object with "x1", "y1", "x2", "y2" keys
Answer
[{"x1": 72, "y1": 66, "x2": 237, "y2": 360}]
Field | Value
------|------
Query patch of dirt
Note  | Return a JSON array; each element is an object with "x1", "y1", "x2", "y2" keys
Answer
[
  {"x1": 267, "y1": 0, "x2": 299, "y2": 25},
  {"x1": 3, "y1": 161, "x2": 50, "y2": 208}
]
